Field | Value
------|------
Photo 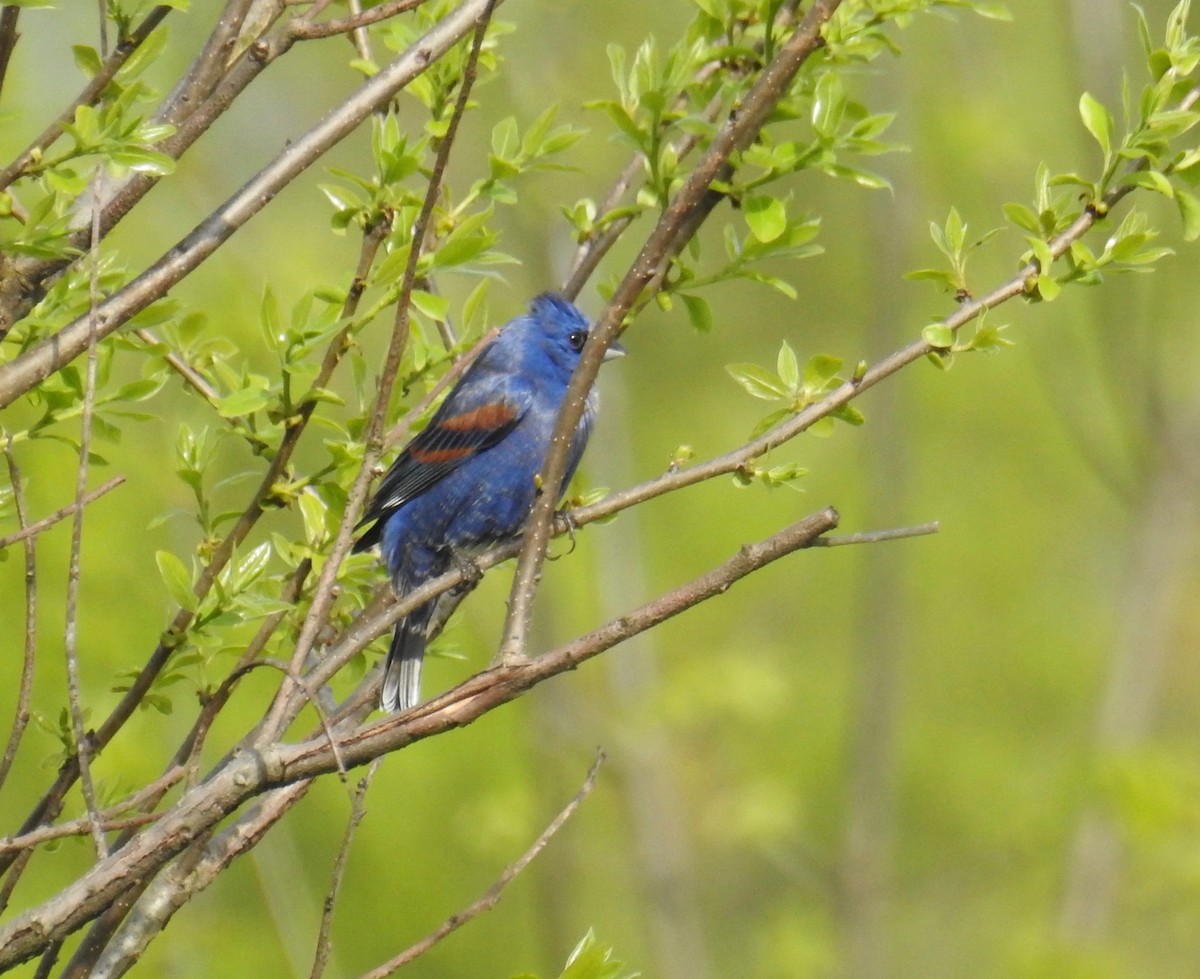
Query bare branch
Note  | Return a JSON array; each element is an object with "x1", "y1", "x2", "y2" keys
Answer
[
  {"x1": 816, "y1": 522, "x2": 940, "y2": 547},
  {"x1": 0, "y1": 475, "x2": 124, "y2": 550},
  {"x1": 0, "y1": 440, "x2": 36, "y2": 793},
  {"x1": 356, "y1": 752, "x2": 605, "y2": 978},
  {"x1": 62, "y1": 191, "x2": 109, "y2": 861},
  {"x1": 309, "y1": 762, "x2": 378, "y2": 979},
  {"x1": 291, "y1": 0, "x2": 428, "y2": 40}
]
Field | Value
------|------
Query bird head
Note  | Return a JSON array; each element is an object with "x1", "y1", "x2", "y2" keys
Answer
[{"x1": 528, "y1": 292, "x2": 626, "y2": 371}]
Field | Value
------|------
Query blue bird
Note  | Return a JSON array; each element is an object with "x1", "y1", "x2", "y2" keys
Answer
[{"x1": 354, "y1": 293, "x2": 624, "y2": 711}]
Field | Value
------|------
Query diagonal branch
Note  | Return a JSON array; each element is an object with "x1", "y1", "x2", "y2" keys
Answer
[{"x1": 356, "y1": 752, "x2": 604, "y2": 978}]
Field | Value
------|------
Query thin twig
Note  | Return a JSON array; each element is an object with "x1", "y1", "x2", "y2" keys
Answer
[
  {"x1": 356, "y1": 752, "x2": 605, "y2": 978},
  {"x1": 0, "y1": 812, "x2": 164, "y2": 854},
  {"x1": 63, "y1": 172, "x2": 108, "y2": 862},
  {"x1": 291, "y1": 0, "x2": 427, "y2": 40},
  {"x1": 309, "y1": 761, "x2": 379, "y2": 979},
  {"x1": 0, "y1": 440, "x2": 37, "y2": 792},
  {"x1": 0, "y1": 477, "x2": 125, "y2": 552},
  {"x1": 816, "y1": 522, "x2": 940, "y2": 547},
  {"x1": 344, "y1": 0, "x2": 373, "y2": 63},
  {"x1": 132, "y1": 328, "x2": 221, "y2": 403}
]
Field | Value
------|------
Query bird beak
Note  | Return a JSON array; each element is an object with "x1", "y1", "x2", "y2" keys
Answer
[{"x1": 603, "y1": 340, "x2": 627, "y2": 362}]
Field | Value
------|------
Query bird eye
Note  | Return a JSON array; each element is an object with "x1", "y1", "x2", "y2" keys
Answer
[{"x1": 567, "y1": 329, "x2": 587, "y2": 352}]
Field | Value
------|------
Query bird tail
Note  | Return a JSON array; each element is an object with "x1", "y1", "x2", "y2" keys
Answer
[{"x1": 381, "y1": 609, "x2": 430, "y2": 712}]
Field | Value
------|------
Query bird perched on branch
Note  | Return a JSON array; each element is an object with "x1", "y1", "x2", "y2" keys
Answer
[{"x1": 354, "y1": 293, "x2": 624, "y2": 711}]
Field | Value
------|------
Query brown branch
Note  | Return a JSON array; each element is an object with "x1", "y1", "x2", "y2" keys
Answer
[
  {"x1": 290, "y1": 0, "x2": 428, "y2": 40},
  {"x1": 309, "y1": 762, "x2": 378, "y2": 979},
  {"x1": 0, "y1": 5, "x2": 20, "y2": 104},
  {"x1": 357, "y1": 751, "x2": 605, "y2": 978},
  {"x1": 89, "y1": 780, "x2": 315, "y2": 977},
  {"x1": 0, "y1": 440, "x2": 36, "y2": 793},
  {"x1": 0, "y1": 475, "x2": 124, "y2": 549},
  {"x1": 0, "y1": 508, "x2": 834, "y2": 970},
  {"x1": 157, "y1": 0, "x2": 259, "y2": 130}
]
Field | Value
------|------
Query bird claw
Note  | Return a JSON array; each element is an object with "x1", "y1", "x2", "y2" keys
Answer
[
  {"x1": 548, "y1": 507, "x2": 578, "y2": 560},
  {"x1": 447, "y1": 547, "x2": 484, "y2": 586}
]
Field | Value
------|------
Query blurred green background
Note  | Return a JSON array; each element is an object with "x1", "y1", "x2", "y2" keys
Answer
[{"x1": 3, "y1": 1, "x2": 1200, "y2": 977}]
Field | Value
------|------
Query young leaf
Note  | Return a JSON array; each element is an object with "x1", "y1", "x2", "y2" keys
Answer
[{"x1": 1079, "y1": 92, "x2": 1114, "y2": 158}]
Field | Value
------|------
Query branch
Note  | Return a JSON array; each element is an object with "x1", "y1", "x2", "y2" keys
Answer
[
  {"x1": 816, "y1": 522, "x2": 940, "y2": 547},
  {"x1": 0, "y1": 5, "x2": 20, "y2": 105},
  {"x1": 0, "y1": 440, "x2": 36, "y2": 793},
  {"x1": 309, "y1": 763, "x2": 378, "y2": 979},
  {"x1": 357, "y1": 752, "x2": 604, "y2": 978},
  {"x1": 0, "y1": 475, "x2": 124, "y2": 549},
  {"x1": 290, "y1": 0, "x2": 428, "y2": 40},
  {"x1": 62, "y1": 204, "x2": 108, "y2": 861}
]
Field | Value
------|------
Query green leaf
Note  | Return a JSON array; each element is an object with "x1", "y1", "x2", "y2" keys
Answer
[
  {"x1": 680, "y1": 293, "x2": 713, "y2": 333},
  {"x1": 743, "y1": 194, "x2": 787, "y2": 243},
  {"x1": 922, "y1": 323, "x2": 953, "y2": 348},
  {"x1": 491, "y1": 116, "x2": 519, "y2": 159},
  {"x1": 1003, "y1": 201, "x2": 1040, "y2": 234},
  {"x1": 1122, "y1": 169, "x2": 1174, "y2": 196},
  {"x1": 410, "y1": 289, "x2": 450, "y2": 322},
  {"x1": 72, "y1": 45, "x2": 102, "y2": 78},
  {"x1": 1079, "y1": 92, "x2": 1113, "y2": 158},
  {"x1": 216, "y1": 376, "x2": 272, "y2": 418},
  {"x1": 156, "y1": 551, "x2": 197, "y2": 612},
  {"x1": 726, "y1": 363, "x2": 787, "y2": 401},
  {"x1": 1033, "y1": 273, "x2": 1061, "y2": 301},
  {"x1": 803, "y1": 353, "x2": 842, "y2": 389},
  {"x1": 1176, "y1": 187, "x2": 1200, "y2": 241},
  {"x1": 107, "y1": 148, "x2": 176, "y2": 176},
  {"x1": 777, "y1": 341, "x2": 800, "y2": 391}
]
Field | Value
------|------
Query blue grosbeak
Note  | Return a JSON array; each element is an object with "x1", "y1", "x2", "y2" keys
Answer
[{"x1": 354, "y1": 293, "x2": 623, "y2": 711}]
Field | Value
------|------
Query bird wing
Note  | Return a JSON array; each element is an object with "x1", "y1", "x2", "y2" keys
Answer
[{"x1": 353, "y1": 371, "x2": 533, "y2": 551}]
